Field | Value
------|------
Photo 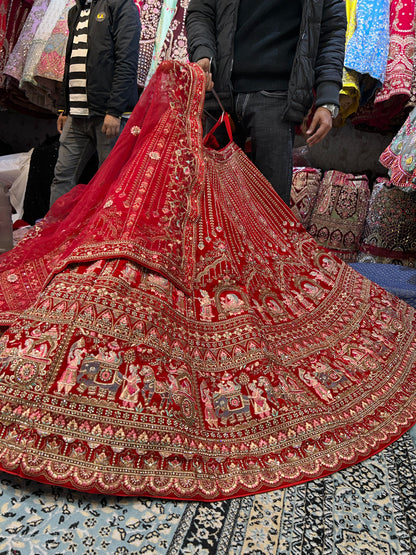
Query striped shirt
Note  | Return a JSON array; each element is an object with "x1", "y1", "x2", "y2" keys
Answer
[{"x1": 68, "y1": 1, "x2": 91, "y2": 116}]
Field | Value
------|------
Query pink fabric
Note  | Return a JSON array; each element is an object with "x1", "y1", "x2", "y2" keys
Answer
[
  {"x1": 34, "y1": 0, "x2": 73, "y2": 83},
  {"x1": 0, "y1": 0, "x2": 33, "y2": 86},
  {"x1": 3, "y1": 0, "x2": 50, "y2": 84},
  {"x1": 374, "y1": 0, "x2": 416, "y2": 104}
]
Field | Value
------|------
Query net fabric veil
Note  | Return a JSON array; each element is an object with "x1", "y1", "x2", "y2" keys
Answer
[
  {"x1": 0, "y1": 61, "x2": 415, "y2": 500},
  {"x1": 0, "y1": 61, "x2": 206, "y2": 322}
]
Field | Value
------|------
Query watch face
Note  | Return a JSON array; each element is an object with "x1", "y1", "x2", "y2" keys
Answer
[{"x1": 321, "y1": 104, "x2": 338, "y2": 118}]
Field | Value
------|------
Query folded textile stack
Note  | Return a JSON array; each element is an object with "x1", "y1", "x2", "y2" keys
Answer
[
  {"x1": 358, "y1": 177, "x2": 416, "y2": 267},
  {"x1": 307, "y1": 170, "x2": 370, "y2": 262}
]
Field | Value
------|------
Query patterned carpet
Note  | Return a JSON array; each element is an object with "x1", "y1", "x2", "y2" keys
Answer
[{"x1": 0, "y1": 427, "x2": 414, "y2": 554}]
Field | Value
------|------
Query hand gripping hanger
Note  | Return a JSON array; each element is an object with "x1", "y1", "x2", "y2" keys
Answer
[{"x1": 203, "y1": 88, "x2": 233, "y2": 146}]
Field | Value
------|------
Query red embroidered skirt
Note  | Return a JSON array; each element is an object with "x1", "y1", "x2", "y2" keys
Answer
[{"x1": 0, "y1": 62, "x2": 415, "y2": 500}]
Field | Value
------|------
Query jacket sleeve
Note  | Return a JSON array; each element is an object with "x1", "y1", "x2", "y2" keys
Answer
[
  {"x1": 314, "y1": 0, "x2": 347, "y2": 107},
  {"x1": 106, "y1": 0, "x2": 141, "y2": 117},
  {"x1": 185, "y1": 0, "x2": 217, "y2": 65}
]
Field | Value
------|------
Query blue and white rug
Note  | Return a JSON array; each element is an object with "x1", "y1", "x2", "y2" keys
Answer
[{"x1": 0, "y1": 428, "x2": 415, "y2": 554}]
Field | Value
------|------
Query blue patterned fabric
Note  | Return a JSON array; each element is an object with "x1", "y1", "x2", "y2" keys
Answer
[
  {"x1": 343, "y1": 0, "x2": 390, "y2": 85},
  {"x1": 350, "y1": 262, "x2": 416, "y2": 308}
]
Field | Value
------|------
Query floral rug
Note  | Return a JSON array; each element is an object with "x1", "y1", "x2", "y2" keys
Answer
[{"x1": 0, "y1": 427, "x2": 415, "y2": 554}]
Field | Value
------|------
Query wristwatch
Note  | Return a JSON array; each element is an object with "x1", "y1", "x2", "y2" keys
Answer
[{"x1": 319, "y1": 103, "x2": 339, "y2": 119}]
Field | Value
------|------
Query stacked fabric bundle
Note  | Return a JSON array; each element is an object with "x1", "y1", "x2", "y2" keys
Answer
[
  {"x1": 358, "y1": 177, "x2": 416, "y2": 267},
  {"x1": 379, "y1": 106, "x2": 416, "y2": 190},
  {"x1": 290, "y1": 167, "x2": 322, "y2": 229},
  {"x1": 290, "y1": 167, "x2": 416, "y2": 266},
  {"x1": 290, "y1": 169, "x2": 370, "y2": 263}
]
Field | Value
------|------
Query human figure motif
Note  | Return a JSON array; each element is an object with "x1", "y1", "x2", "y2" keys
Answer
[
  {"x1": 299, "y1": 368, "x2": 334, "y2": 403},
  {"x1": 140, "y1": 365, "x2": 172, "y2": 407},
  {"x1": 120, "y1": 364, "x2": 140, "y2": 408},
  {"x1": 248, "y1": 380, "x2": 271, "y2": 417},
  {"x1": 199, "y1": 290, "x2": 214, "y2": 320},
  {"x1": 301, "y1": 280, "x2": 324, "y2": 301},
  {"x1": 220, "y1": 292, "x2": 245, "y2": 314},
  {"x1": 57, "y1": 339, "x2": 87, "y2": 394},
  {"x1": 319, "y1": 254, "x2": 339, "y2": 276},
  {"x1": 96, "y1": 343, "x2": 122, "y2": 364},
  {"x1": 200, "y1": 381, "x2": 219, "y2": 429},
  {"x1": 277, "y1": 373, "x2": 313, "y2": 405},
  {"x1": 167, "y1": 363, "x2": 192, "y2": 396},
  {"x1": 217, "y1": 372, "x2": 240, "y2": 395},
  {"x1": 264, "y1": 296, "x2": 287, "y2": 321}
]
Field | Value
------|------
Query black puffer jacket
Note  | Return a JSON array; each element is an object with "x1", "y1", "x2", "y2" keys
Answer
[
  {"x1": 186, "y1": 0, "x2": 346, "y2": 123},
  {"x1": 59, "y1": 0, "x2": 141, "y2": 118}
]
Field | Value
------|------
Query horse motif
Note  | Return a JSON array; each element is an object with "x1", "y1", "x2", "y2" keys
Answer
[{"x1": 140, "y1": 365, "x2": 172, "y2": 408}]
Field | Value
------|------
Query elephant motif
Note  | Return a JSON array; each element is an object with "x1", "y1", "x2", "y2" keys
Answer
[
  {"x1": 212, "y1": 379, "x2": 251, "y2": 424},
  {"x1": 76, "y1": 356, "x2": 123, "y2": 399}
]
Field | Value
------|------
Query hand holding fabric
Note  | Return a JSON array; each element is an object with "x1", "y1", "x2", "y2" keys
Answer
[{"x1": 196, "y1": 58, "x2": 214, "y2": 91}]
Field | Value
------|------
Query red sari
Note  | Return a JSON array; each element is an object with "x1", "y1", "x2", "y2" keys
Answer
[{"x1": 0, "y1": 61, "x2": 415, "y2": 501}]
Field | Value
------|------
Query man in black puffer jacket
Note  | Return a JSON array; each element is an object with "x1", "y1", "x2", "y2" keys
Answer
[
  {"x1": 186, "y1": 0, "x2": 346, "y2": 206},
  {"x1": 50, "y1": 0, "x2": 141, "y2": 208}
]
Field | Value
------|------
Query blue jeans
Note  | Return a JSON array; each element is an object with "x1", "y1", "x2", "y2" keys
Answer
[
  {"x1": 49, "y1": 116, "x2": 125, "y2": 208},
  {"x1": 206, "y1": 91, "x2": 295, "y2": 206}
]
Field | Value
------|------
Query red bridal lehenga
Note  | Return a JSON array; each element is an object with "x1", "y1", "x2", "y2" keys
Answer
[{"x1": 0, "y1": 61, "x2": 415, "y2": 501}]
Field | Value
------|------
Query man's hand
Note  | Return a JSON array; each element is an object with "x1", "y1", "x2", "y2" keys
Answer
[
  {"x1": 57, "y1": 113, "x2": 68, "y2": 133},
  {"x1": 196, "y1": 58, "x2": 214, "y2": 91},
  {"x1": 304, "y1": 107, "x2": 333, "y2": 146},
  {"x1": 102, "y1": 114, "x2": 121, "y2": 138}
]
